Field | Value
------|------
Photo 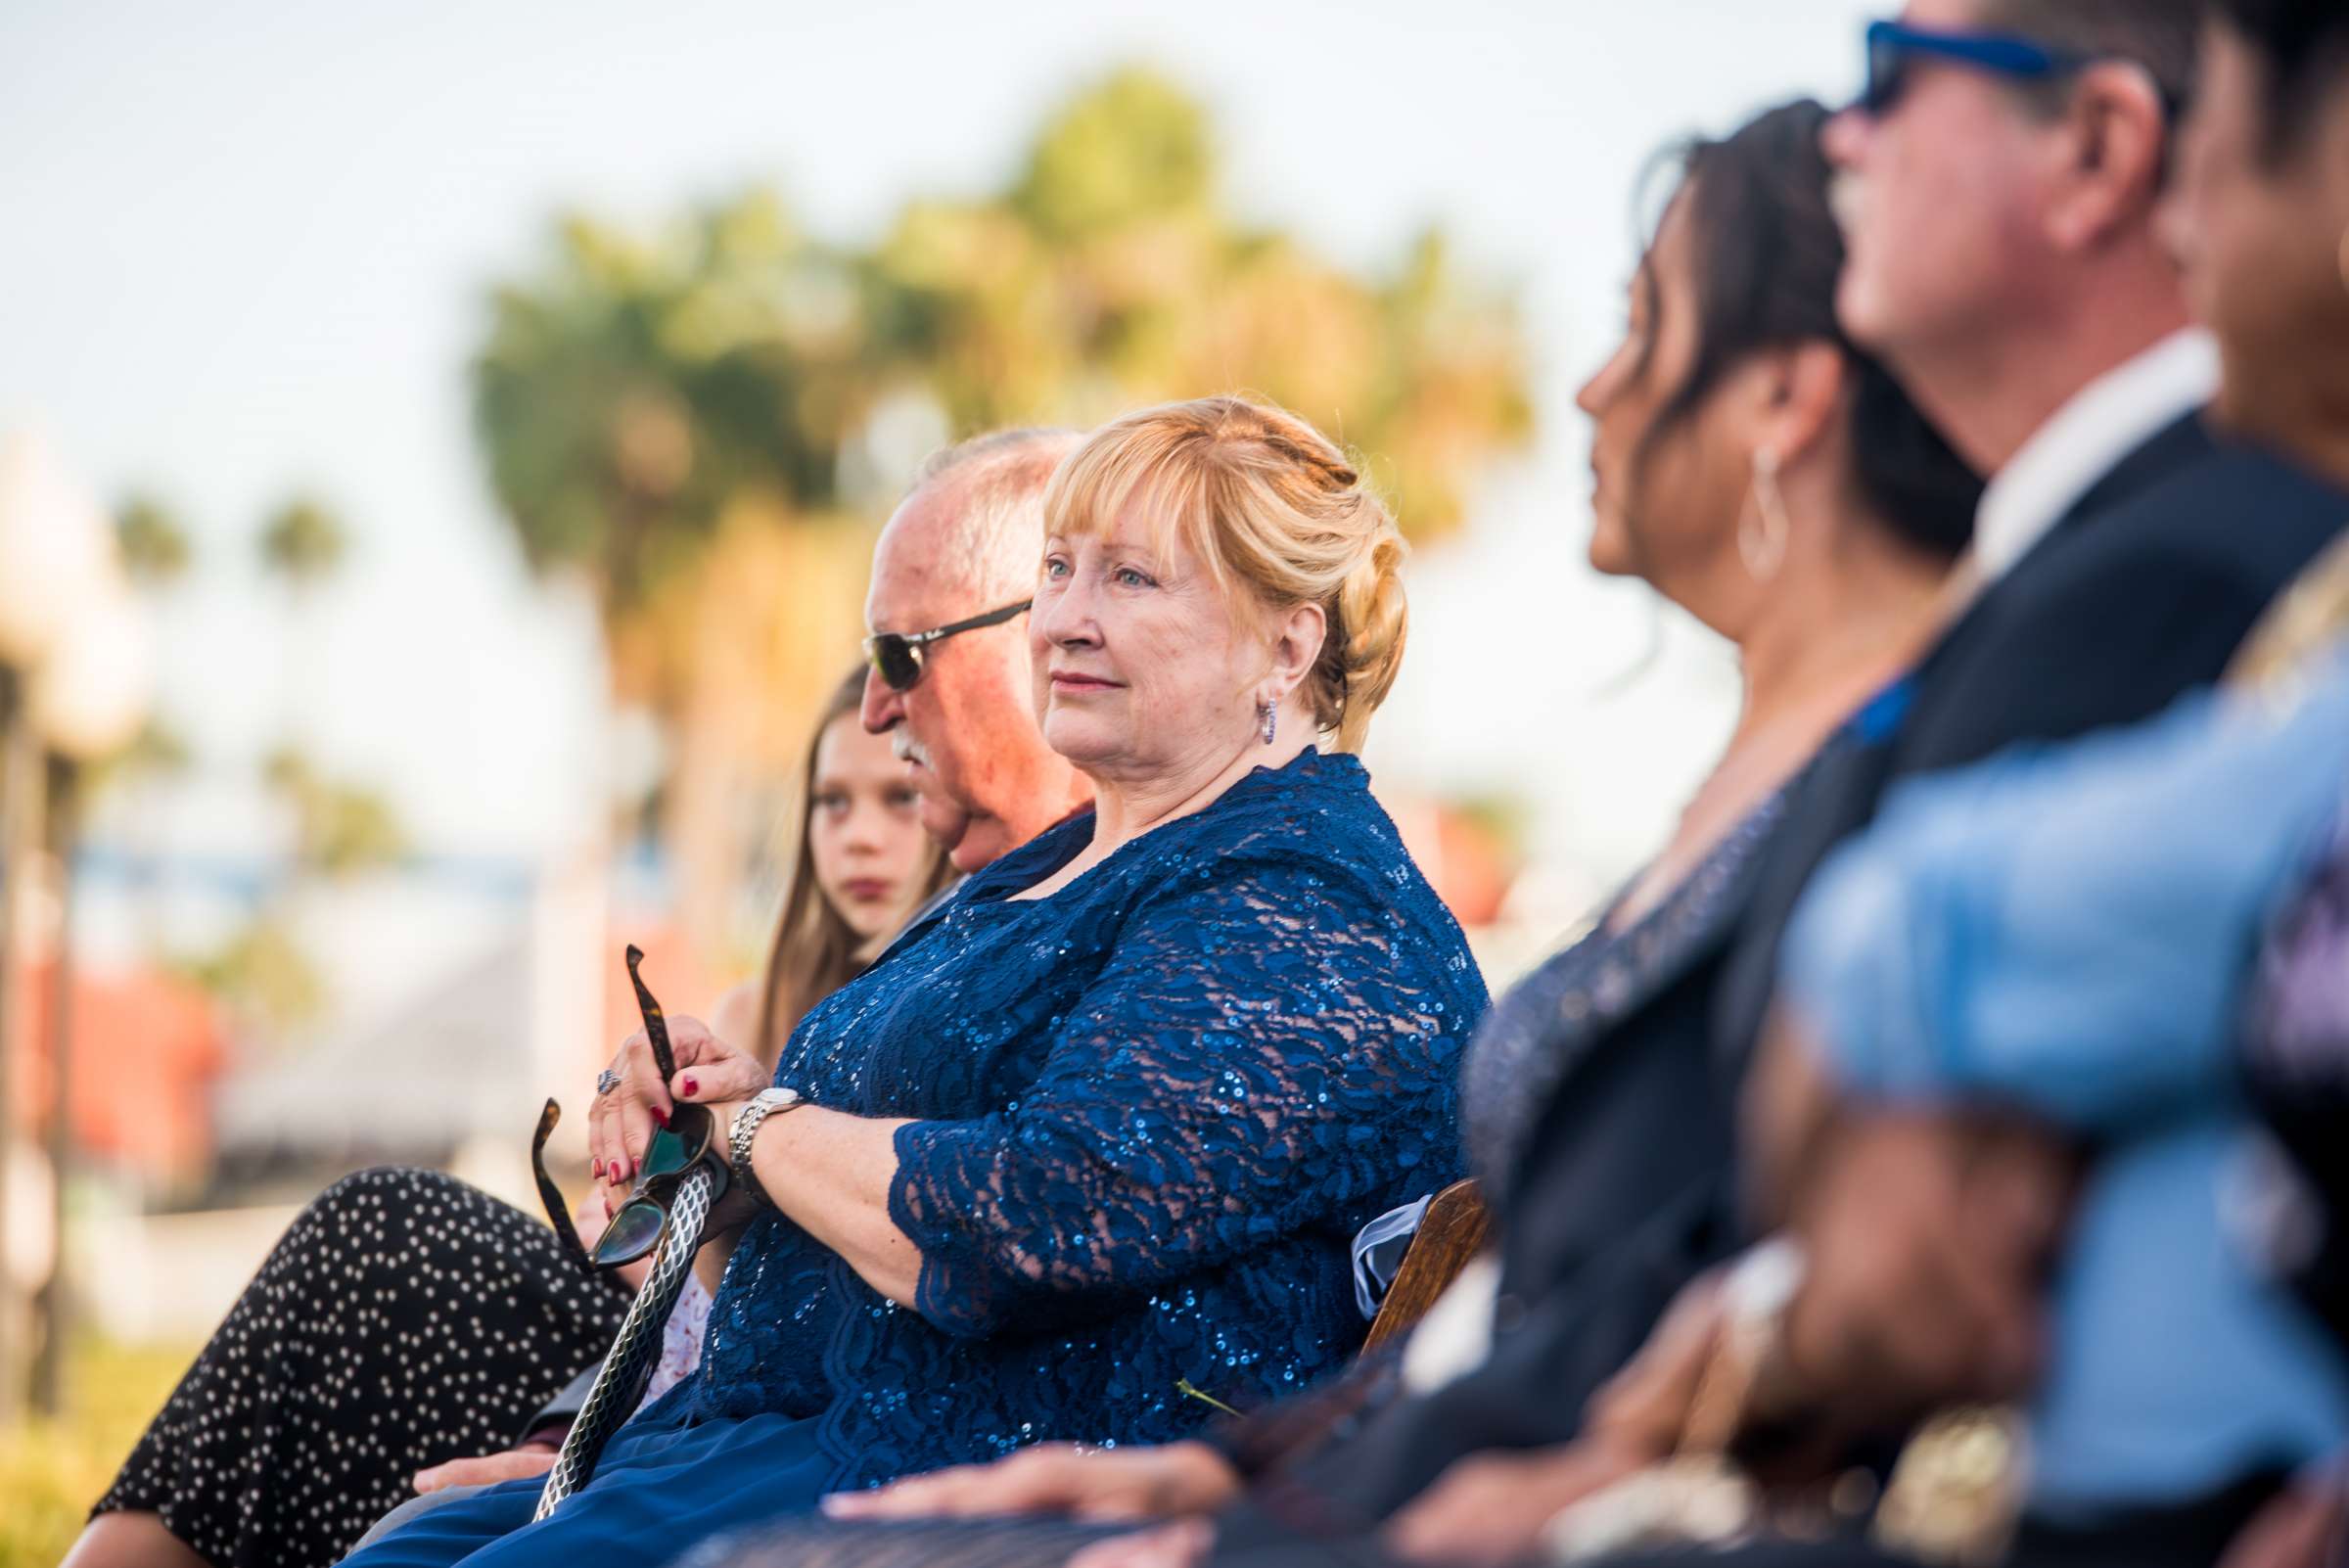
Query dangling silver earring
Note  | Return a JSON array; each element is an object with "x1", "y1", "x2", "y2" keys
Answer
[
  {"x1": 1740, "y1": 449, "x2": 1789, "y2": 580},
  {"x1": 1258, "y1": 700, "x2": 1277, "y2": 746}
]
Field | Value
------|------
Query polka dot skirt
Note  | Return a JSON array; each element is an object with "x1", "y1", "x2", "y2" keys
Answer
[{"x1": 94, "y1": 1166, "x2": 630, "y2": 1568}]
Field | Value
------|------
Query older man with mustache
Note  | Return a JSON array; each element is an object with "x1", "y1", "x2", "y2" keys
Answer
[{"x1": 858, "y1": 428, "x2": 1096, "y2": 874}]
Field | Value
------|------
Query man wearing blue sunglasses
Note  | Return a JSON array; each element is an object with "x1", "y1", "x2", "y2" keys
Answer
[
  {"x1": 1819, "y1": 3, "x2": 2194, "y2": 465},
  {"x1": 1697, "y1": 3, "x2": 2349, "y2": 1566},
  {"x1": 1856, "y1": 15, "x2": 2183, "y2": 121}
]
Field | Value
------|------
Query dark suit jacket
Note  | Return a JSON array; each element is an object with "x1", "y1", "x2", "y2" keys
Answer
[
  {"x1": 1212, "y1": 415, "x2": 2349, "y2": 1554},
  {"x1": 1716, "y1": 415, "x2": 2349, "y2": 1083}
]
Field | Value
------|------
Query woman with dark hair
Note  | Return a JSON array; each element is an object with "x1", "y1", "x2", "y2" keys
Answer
[
  {"x1": 721, "y1": 97, "x2": 1984, "y2": 1568},
  {"x1": 67, "y1": 669, "x2": 951, "y2": 1568}
]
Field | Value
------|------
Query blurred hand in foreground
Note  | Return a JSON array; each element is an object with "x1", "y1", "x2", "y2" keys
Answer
[
  {"x1": 1066, "y1": 1517, "x2": 1219, "y2": 1568},
  {"x1": 1782, "y1": 1109, "x2": 2075, "y2": 1426},
  {"x1": 821, "y1": 1441, "x2": 1241, "y2": 1524},
  {"x1": 1384, "y1": 1444, "x2": 1646, "y2": 1566},
  {"x1": 2221, "y1": 1460, "x2": 2349, "y2": 1568},
  {"x1": 1744, "y1": 1008, "x2": 2076, "y2": 1427},
  {"x1": 1382, "y1": 1268, "x2": 1740, "y2": 1565}
]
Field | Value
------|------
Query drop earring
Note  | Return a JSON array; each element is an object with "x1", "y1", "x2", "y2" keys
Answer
[
  {"x1": 1740, "y1": 449, "x2": 1790, "y2": 580},
  {"x1": 1258, "y1": 700, "x2": 1278, "y2": 746}
]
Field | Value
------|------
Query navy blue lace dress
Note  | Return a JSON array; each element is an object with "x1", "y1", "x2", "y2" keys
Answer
[{"x1": 342, "y1": 749, "x2": 1484, "y2": 1568}]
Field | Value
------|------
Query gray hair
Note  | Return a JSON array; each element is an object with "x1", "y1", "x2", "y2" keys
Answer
[{"x1": 907, "y1": 427, "x2": 1086, "y2": 606}]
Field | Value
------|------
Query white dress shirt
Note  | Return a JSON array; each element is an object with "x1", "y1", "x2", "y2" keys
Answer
[{"x1": 1970, "y1": 328, "x2": 2221, "y2": 585}]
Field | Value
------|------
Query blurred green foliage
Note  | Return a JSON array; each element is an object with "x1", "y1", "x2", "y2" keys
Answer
[
  {"x1": 263, "y1": 747, "x2": 410, "y2": 878},
  {"x1": 182, "y1": 915, "x2": 327, "y2": 1032},
  {"x1": 257, "y1": 493, "x2": 349, "y2": 588},
  {"x1": 0, "y1": 1338, "x2": 194, "y2": 1568},
  {"x1": 115, "y1": 495, "x2": 192, "y2": 587}
]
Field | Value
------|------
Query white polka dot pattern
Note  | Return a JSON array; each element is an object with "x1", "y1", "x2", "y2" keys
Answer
[{"x1": 93, "y1": 1167, "x2": 630, "y2": 1568}]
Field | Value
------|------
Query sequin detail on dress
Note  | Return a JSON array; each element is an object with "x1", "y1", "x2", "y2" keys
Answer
[{"x1": 649, "y1": 750, "x2": 1486, "y2": 1492}]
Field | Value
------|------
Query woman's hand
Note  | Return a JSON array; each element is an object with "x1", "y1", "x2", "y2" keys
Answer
[
  {"x1": 1582, "y1": 1269, "x2": 1735, "y2": 1454},
  {"x1": 1066, "y1": 1518, "x2": 1218, "y2": 1568},
  {"x1": 1781, "y1": 1111, "x2": 2068, "y2": 1425},
  {"x1": 586, "y1": 1014, "x2": 767, "y2": 1209},
  {"x1": 1382, "y1": 1444, "x2": 1645, "y2": 1567},
  {"x1": 2221, "y1": 1459, "x2": 2349, "y2": 1568},
  {"x1": 413, "y1": 1443, "x2": 559, "y2": 1494},
  {"x1": 819, "y1": 1442, "x2": 1241, "y2": 1524}
]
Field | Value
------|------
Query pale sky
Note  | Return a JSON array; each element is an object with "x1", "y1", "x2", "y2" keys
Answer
[{"x1": 0, "y1": 0, "x2": 1876, "y2": 931}]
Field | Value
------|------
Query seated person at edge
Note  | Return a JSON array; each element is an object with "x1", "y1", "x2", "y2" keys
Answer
[
  {"x1": 64, "y1": 664, "x2": 952, "y2": 1568},
  {"x1": 338, "y1": 393, "x2": 1490, "y2": 1568}
]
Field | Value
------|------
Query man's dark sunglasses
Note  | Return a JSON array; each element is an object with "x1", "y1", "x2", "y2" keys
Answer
[
  {"x1": 1859, "y1": 19, "x2": 2096, "y2": 115},
  {"x1": 531, "y1": 945, "x2": 727, "y2": 1271},
  {"x1": 863, "y1": 599, "x2": 1031, "y2": 693}
]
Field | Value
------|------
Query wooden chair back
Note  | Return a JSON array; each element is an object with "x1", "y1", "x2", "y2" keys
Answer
[{"x1": 1360, "y1": 1178, "x2": 1491, "y2": 1354}]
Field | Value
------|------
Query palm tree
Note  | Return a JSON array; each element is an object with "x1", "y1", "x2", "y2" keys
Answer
[
  {"x1": 263, "y1": 745, "x2": 408, "y2": 878},
  {"x1": 256, "y1": 492, "x2": 349, "y2": 792},
  {"x1": 257, "y1": 494, "x2": 346, "y2": 588},
  {"x1": 108, "y1": 499, "x2": 197, "y2": 955},
  {"x1": 117, "y1": 493, "x2": 193, "y2": 587},
  {"x1": 248, "y1": 494, "x2": 400, "y2": 1038}
]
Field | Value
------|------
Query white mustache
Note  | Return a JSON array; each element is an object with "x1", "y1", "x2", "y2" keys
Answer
[
  {"x1": 1828, "y1": 171, "x2": 1866, "y2": 239},
  {"x1": 893, "y1": 730, "x2": 932, "y2": 770}
]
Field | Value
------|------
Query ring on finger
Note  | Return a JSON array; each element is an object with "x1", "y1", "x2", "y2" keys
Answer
[{"x1": 596, "y1": 1068, "x2": 622, "y2": 1096}]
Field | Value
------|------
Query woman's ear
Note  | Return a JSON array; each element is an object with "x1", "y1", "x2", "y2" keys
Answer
[
  {"x1": 1760, "y1": 341, "x2": 1850, "y2": 473},
  {"x1": 1267, "y1": 600, "x2": 1327, "y2": 697}
]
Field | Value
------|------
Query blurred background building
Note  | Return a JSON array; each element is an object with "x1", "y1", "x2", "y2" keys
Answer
[{"x1": 0, "y1": 0, "x2": 1876, "y2": 1551}]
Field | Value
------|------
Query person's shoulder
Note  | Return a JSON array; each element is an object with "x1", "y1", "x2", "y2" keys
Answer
[
  {"x1": 1151, "y1": 753, "x2": 1461, "y2": 920},
  {"x1": 1179, "y1": 750, "x2": 1404, "y2": 875},
  {"x1": 1966, "y1": 436, "x2": 2348, "y2": 663},
  {"x1": 1898, "y1": 439, "x2": 2346, "y2": 774},
  {"x1": 2050, "y1": 434, "x2": 2349, "y2": 586}
]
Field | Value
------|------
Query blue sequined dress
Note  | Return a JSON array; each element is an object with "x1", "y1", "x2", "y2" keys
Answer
[{"x1": 342, "y1": 749, "x2": 1485, "y2": 1568}]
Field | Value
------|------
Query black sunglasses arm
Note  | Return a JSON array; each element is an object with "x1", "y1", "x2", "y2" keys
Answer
[{"x1": 906, "y1": 598, "x2": 1033, "y2": 647}]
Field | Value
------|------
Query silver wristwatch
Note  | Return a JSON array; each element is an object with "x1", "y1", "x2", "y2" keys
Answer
[{"x1": 728, "y1": 1086, "x2": 805, "y2": 1207}]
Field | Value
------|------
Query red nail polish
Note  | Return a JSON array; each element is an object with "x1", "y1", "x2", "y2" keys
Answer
[
  {"x1": 591, "y1": 1160, "x2": 603, "y2": 1179},
  {"x1": 681, "y1": 1076, "x2": 698, "y2": 1097},
  {"x1": 650, "y1": 1104, "x2": 668, "y2": 1127}
]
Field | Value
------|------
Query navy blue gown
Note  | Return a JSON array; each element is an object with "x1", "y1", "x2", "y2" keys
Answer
[{"x1": 343, "y1": 749, "x2": 1485, "y2": 1568}]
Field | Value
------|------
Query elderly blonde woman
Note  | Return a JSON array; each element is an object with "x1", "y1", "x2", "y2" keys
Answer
[{"x1": 341, "y1": 396, "x2": 1487, "y2": 1568}]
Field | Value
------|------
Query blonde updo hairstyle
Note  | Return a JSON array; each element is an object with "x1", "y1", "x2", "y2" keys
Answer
[{"x1": 1039, "y1": 395, "x2": 1408, "y2": 754}]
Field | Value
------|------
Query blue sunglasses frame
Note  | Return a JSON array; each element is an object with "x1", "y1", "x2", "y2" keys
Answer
[{"x1": 1860, "y1": 19, "x2": 2093, "y2": 115}]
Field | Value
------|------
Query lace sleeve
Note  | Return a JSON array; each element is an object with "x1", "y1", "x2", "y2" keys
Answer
[{"x1": 887, "y1": 854, "x2": 1460, "y2": 1339}]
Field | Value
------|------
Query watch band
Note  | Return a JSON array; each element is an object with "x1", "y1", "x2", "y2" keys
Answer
[{"x1": 728, "y1": 1087, "x2": 804, "y2": 1207}]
